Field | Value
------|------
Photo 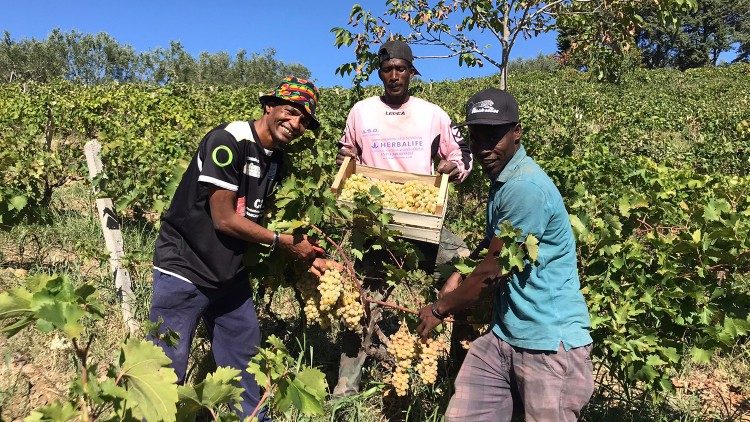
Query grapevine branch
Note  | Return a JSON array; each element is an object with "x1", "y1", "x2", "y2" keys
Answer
[
  {"x1": 310, "y1": 224, "x2": 363, "y2": 293},
  {"x1": 72, "y1": 334, "x2": 95, "y2": 422},
  {"x1": 365, "y1": 296, "x2": 418, "y2": 315},
  {"x1": 249, "y1": 364, "x2": 293, "y2": 421},
  {"x1": 365, "y1": 296, "x2": 455, "y2": 323},
  {"x1": 249, "y1": 380, "x2": 275, "y2": 420},
  {"x1": 310, "y1": 224, "x2": 456, "y2": 322}
]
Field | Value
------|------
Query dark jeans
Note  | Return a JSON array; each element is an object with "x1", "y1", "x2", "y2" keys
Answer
[{"x1": 149, "y1": 270, "x2": 269, "y2": 421}]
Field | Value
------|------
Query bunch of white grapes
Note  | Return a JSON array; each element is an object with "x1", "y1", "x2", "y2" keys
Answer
[
  {"x1": 339, "y1": 174, "x2": 373, "y2": 201},
  {"x1": 387, "y1": 321, "x2": 417, "y2": 396},
  {"x1": 317, "y1": 268, "x2": 344, "y2": 312},
  {"x1": 415, "y1": 337, "x2": 448, "y2": 385},
  {"x1": 402, "y1": 180, "x2": 438, "y2": 214},
  {"x1": 386, "y1": 322, "x2": 449, "y2": 396},
  {"x1": 339, "y1": 174, "x2": 439, "y2": 214},
  {"x1": 296, "y1": 265, "x2": 363, "y2": 332},
  {"x1": 336, "y1": 285, "x2": 364, "y2": 332},
  {"x1": 296, "y1": 271, "x2": 327, "y2": 327}
]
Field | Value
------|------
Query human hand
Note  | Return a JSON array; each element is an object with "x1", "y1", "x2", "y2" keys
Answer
[
  {"x1": 280, "y1": 234, "x2": 325, "y2": 264},
  {"x1": 336, "y1": 146, "x2": 357, "y2": 166},
  {"x1": 417, "y1": 303, "x2": 444, "y2": 340},
  {"x1": 436, "y1": 159, "x2": 460, "y2": 181},
  {"x1": 308, "y1": 258, "x2": 343, "y2": 278}
]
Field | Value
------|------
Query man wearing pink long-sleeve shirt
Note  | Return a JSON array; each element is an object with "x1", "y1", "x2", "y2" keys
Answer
[
  {"x1": 336, "y1": 40, "x2": 473, "y2": 181},
  {"x1": 333, "y1": 40, "x2": 473, "y2": 396}
]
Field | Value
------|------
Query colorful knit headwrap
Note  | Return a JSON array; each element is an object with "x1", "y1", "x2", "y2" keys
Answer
[{"x1": 260, "y1": 76, "x2": 320, "y2": 130}]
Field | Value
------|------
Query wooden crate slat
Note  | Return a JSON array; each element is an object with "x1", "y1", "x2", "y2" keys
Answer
[
  {"x1": 390, "y1": 224, "x2": 442, "y2": 243},
  {"x1": 331, "y1": 156, "x2": 356, "y2": 194},
  {"x1": 389, "y1": 209, "x2": 443, "y2": 229},
  {"x1": 356, "y1": 164, "x2": 436, "y2": 184},
  {"x1": 331, "y1": 158, "x2": 450, "y2": 244},
  {"x1": 435, "y1": 173, "x2": 449, "y2": 215}
]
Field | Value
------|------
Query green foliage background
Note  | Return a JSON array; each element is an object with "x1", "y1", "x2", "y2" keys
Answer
[{"x1": 1, "y1": 64, "x2": 749, "y2": 408}]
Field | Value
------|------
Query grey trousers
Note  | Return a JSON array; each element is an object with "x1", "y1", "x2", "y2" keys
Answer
[{"x1": 446, "y1": 332, "x2": 594, "y2": 422}]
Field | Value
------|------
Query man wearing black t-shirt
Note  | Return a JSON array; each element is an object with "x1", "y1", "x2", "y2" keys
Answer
[{"x1": 150, "y1": 77, "x2": 327, "y2": 421}]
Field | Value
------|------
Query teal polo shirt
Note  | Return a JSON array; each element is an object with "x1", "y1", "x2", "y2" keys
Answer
[{"x1": 487, "y1": 145, "x2": 592, "y2": 351}]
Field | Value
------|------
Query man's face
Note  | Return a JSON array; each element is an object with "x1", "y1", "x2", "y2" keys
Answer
[
  {"x1": 265, "y1": 102, "x2": 311, "y2": 148},
  {"x1": 378, "y1": 58, "x2": 413, "y2": 98},
  {"x1": 468, "y1": 123, "x2": 521, "y2": 178}
]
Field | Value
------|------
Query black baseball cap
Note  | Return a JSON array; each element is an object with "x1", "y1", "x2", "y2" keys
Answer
[
  {"x1": 378, "y1": 40, "x2": 421, "y2": 75},
  {"x1": 455, "y1": 88, "x2": 519, "y2": 127}
]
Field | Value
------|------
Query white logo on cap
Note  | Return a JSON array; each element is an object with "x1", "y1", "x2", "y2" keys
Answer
[{"x1": 470, "y1": 100, "x2": 499, "y2": 114}]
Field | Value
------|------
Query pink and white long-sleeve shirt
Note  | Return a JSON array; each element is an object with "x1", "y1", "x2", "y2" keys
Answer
[{"x1": 339, "y1": 96, "x2": 473, "y2": 182}]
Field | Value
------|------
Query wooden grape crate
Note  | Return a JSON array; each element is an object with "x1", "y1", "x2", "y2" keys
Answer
[{"x1": 331, "y1": 157, "x2": 450, "y2": 244}]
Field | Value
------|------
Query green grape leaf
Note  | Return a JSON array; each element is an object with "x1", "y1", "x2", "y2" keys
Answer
[
  {"x1": 659, "y1": 377, "x2": 675, "y2": 393},
  {"x1": 9, "y1": 195, "x2": 28, "y2": 211},
  {"x1": 636, "y1": 364, "x2": 659, "y2": 382},
  {"x1": 274, "y1": 219, "x2": 307, "y2": 232},
  {"x1": 507, "y1": 247, "x2": 526, "y2": 273},
  {"x1": 266, "y1": 335, "x2": 286, "y2": 351},
  {"x1": 295, "y1": 367, "x2": 327, "y2": 401},
  {"x1": 1, "y1": 318, "x2": 35, "y2": 337},
  {"x1": 99, "y1": 378, "x2": 128, "y2": 400},
  {"x1": 305, "y1": 205, "x2": 323, "y2": 225},
  {"x1": 273, "y1": 377, "x2": 324, "y2": 416},
  {"x1": 497, "y1": 220, "x2": 521, "y2": 241},
  {"x1": 454, "y1": 262, "x2": 475, "y2": 275},
  {"x1": 618, "y1": 196, "x2": 633, "y2": 217},
  {"x1": 0, "y1": 275, "x2": 103, "y2": 338},
  {"x1": 247, "y1": 361, "x2": 269, "y2": 389},
  {"x1": 24, "y1": 401, "x2": 78, "y2": 422},
  {"x1": 0, "y1": 288, "x2": 34, "y2": 337},
  {"x1": 524, "y1": 234, "x2": 539, "y2": 262},
  {"x1": 118, "y1": 339, "x2": 179, "y2": 422},
  {"x1": 191, "y1": 366, "x2": 243, "y2": 409},
  {"x1": 722, "y1": 317, "x2": 750, "y2": 338},
  {"x1": 35, "y1": 302, "x2": 86, "y2": 338},
  {"x1": 645, "y1": 354, "x2": 666, "y2": 366},
  {"x1": 176, "y1": 385, "x2": 203, "y2": 422},
  {"x1": 702, "y1": 199, "x2": 730, "y2": 221},
  {"x1": 690, "y1": 346, "x2": 714, "y2": 364},
  {"x1": 569, "y1": 214, "x2": 588, "y2": 237},
  {"x1": 662, "y1": 347, "x2": 679, "y2": 363}
]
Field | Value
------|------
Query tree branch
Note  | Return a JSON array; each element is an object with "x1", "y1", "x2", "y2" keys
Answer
[
  {"x1": 416, "y1": 52, "x2": 462, "y2": 59},
  {"x1": 363, "y1": 296, "x2": 454, "y2": 322}
]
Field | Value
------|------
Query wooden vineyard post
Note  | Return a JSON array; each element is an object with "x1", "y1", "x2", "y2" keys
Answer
[{"x1": 84, "y1": 140, "x2": 139, "y2": 335}]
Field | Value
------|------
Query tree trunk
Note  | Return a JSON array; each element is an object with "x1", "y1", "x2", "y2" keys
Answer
[
  {"x1": 500, "y1": 47, "x2": 509, "y2": 90},
  {"x1": 500, "y1": 1, "x2": 510, "y2": 90}
]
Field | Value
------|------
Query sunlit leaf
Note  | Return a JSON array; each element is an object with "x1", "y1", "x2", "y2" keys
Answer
[{"x1": 118, "y1": 339, "x2": 178, "y2": 422}]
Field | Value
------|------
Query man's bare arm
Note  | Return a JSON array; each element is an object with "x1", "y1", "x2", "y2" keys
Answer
[
  {"x1": 417, "y1": 236, "x2": 506, "y2": 338},
  {"x1": 208, "y1": 188, "x2": 323, "y2": 263}
]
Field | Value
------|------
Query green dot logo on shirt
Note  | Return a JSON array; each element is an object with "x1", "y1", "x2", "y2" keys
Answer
[{"x1": 212, "y1": 146, "x2": 233, "y2": 167}]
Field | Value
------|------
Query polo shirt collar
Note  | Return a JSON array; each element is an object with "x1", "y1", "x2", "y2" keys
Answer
[
  {"x1": 494, "y1": 145, "x2": 527, "y2": 183},
  {"x1": 249, "y1": 120, "x2": 274, "y2": 156}
]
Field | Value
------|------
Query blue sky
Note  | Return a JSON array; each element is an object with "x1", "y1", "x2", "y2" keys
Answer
[{"x1": 1, "y1": 1, "x2": 558, "y2": 87}]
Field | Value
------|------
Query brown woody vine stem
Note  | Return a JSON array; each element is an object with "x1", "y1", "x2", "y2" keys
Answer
[
  {"x1": 72, "y1": 335, "x2": 94, "y2": 422},
  {"x1": 309, "y1": 224, "x2": 363, "y2": 293},
  {"x1": 363, "y1": 296, "x2": 454, "y2": 323},
  {"x1": 249, "y1": 375, "x2": 276, "y2": 420},
  {"x1": 310, "y1": 224, "x2": 455, "y2": 323}
]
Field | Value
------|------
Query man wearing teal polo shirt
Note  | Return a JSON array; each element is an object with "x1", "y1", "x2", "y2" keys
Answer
[{"x1": 417, "y1": 88, "x2": 594, "y2": 421}]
